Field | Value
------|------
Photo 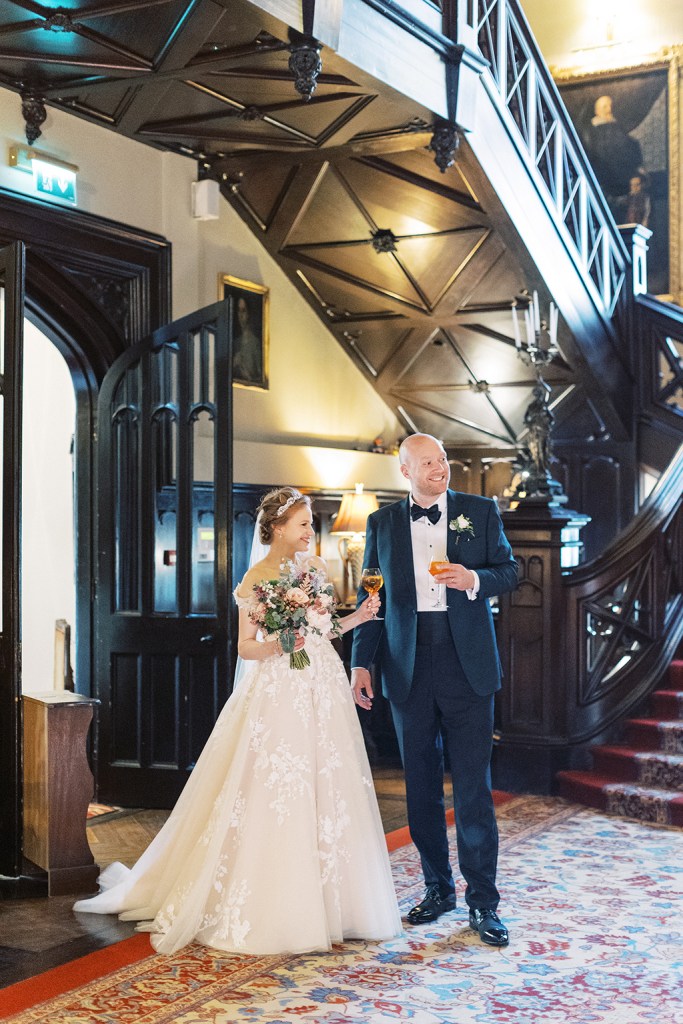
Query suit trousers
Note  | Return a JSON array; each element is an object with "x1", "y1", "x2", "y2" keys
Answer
[{"x1": 390, "y1": 612, "x2": 500, "y2": 909}]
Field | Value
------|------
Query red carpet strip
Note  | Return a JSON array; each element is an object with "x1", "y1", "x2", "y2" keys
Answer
[{"x1": 0, "y1": 934, "x2": 151, "y2": 1018}]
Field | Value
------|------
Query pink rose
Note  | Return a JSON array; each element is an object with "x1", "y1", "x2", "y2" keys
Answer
[{"x1": 286, "y1": 587, "x2": 309, "y2": 605}]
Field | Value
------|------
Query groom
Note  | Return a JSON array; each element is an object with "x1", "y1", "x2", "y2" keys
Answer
[{"x1": 351, "y1": 433, "x2": 518, "y2": 946}]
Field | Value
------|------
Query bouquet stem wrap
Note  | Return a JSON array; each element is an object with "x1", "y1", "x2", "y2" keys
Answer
[{"x1": 279, "y1": 628, "x2": 311, "y2": 670}]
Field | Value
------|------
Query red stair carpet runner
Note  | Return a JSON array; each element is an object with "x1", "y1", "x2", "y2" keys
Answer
[{"x1": 558, "y1": 657, "x2": 683, "y2": 825}]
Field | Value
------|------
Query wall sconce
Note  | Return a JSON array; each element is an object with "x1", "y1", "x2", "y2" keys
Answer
[{"x1": 330, "y1": 483, "x2": 379, "y2": 604}]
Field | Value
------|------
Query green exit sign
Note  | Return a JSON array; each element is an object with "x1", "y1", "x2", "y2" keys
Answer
[{"x1": 32, "y1": 159, "x2": 77, "y2": 205}]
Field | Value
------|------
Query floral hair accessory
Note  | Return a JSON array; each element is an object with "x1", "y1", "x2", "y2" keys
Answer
[
  {"x1": 449, "y1": 514, "x2": 474, "y2": 541},
  {"x1": 276, "y1": 494, "x2": 298, "y2": 517}
]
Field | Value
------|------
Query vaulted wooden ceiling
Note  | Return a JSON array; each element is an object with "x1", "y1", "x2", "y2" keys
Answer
[{"x1": 0, "y1": 0, "x2": 580, "y2": 449}]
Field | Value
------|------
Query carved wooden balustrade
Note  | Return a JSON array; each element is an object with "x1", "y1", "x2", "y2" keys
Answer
[
  {"x1": 453, "y1": 0, "x2": 629, "y2": 325},
  {"x1": 497, "y1": 446, "x2": 683, "y2": 790},
  {"x1": 636, "y1": 293, "x2": 683, "y2": 450}
]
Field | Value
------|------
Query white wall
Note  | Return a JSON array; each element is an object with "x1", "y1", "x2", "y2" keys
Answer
[
  {"x1": 522, "y1": 0, "x2": 683, "y2": 71},
  {"x1": 21, "y1": 320, "x2": 76, "y2": 693}
]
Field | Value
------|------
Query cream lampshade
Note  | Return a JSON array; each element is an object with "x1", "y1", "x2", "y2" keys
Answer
[{"x1": 330, "y1": 483, "x2": 379, "y2": 603}]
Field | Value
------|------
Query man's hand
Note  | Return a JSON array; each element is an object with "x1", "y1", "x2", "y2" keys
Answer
[
  {"x1": 351, "y1": 667, "x2": 374, "y2": 709},
  {"x1": 434, "y1": 562, "x2": 476, "y2": 591}
]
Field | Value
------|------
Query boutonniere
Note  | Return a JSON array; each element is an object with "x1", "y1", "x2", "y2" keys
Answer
[{"x1": 449, "y1": 514, "x2": 475, "y2": 541}]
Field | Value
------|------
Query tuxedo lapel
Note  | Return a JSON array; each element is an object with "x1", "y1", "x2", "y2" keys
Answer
[
  {"x1": 390, "y1": 497, "x2": 415, "y2": 592},
  {"x1": 446, "y1": 490, "x2": 462, "y2": 562},
  {"x1": 447, "y1": 490, "x2": 480, "y2": 563}
]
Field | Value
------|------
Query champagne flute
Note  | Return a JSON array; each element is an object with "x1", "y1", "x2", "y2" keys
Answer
[
  {"x1": 360, "y1": 568, "x2": 384, "y2": 620},
  {"x1": 428, "y1": 554, "x2": 449, "y2": 608}
]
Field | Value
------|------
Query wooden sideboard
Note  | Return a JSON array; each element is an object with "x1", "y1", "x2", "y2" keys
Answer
[{"x1": 22, "y1": 692, "x2": 100, "y2": 896}]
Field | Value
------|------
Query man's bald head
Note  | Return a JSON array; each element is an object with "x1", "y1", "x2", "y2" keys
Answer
[
  {"x1": 399, "y1": 434, "x2": 450, "y2": 505},
  {"x1": 399, "y1": 433, "x2": 443, "y2": 465}
]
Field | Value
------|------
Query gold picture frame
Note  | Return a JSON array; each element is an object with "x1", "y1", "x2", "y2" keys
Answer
[
  {"x1": 554, "y1": 47, "x2": 680, "y2": 301},
  {"x1": 218, "y1": 273, "x2": 270, "y2": 390}
]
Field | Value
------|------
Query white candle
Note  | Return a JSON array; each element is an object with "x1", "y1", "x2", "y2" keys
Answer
[
  {"x1": 549, "y1": 302, "x2": 558, "y2": 346},
  {"x1": 532, "y1": 291, "x2": 540, "y2": 334},
  {"x1": 512, "y1": 303, "x2": 522, "y2": 348},
  {"x1": 524, "y1": 307, "x2": 534, "y2": 350}
]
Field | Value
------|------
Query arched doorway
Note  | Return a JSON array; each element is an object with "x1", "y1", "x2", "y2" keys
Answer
[
  {"x1": 0, "y1": 192, "x2": 172, "y2": 889},
  {"x1": 0, "y1": 194, "x2": 237, "y2": 892}
]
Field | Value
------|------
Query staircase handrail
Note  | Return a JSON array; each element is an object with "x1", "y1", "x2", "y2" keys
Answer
[
  {"x1": 567, "y1": 442, "x2": 683, "y2": 584},
  {"x1": 453, "y1": 0, "x2": 630, "y2": 322},
  {"x1": 636, "y1": 293, "x2": 683, "y2": 322}
]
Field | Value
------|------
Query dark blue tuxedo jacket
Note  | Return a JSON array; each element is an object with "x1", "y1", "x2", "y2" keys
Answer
[{"x1": 351, "y1": 491, "x2": 518, "y2": 703}]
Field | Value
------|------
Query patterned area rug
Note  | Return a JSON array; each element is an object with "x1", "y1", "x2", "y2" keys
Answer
[{"x1": 4, "y1": 795, "x2": 682, "y2": 1023}]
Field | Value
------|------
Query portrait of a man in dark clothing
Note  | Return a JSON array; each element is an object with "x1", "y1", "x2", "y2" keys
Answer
[
  {"x1": 582, "y1": 94, "x2": 643, "y2": 201},
  {"x1": 558, "y1": 66, "x2": 670, "y2": 295}
]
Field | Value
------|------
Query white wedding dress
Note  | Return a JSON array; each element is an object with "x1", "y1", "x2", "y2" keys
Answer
[{"x1": 74, "y1": 577, "x2": 402, "y2": 955}]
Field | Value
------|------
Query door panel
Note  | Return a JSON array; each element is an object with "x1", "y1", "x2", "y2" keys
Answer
[
  {"x1": 0, "y1": 242, "x2": 24, "y2": 876},
  {"x1": 96, "y1": 300, "x2": 232, "y2": 807}
]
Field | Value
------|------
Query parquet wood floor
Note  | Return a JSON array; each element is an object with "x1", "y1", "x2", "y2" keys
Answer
[{"x1": 0, "y1": 768, "x2": 425, "y2": 989}]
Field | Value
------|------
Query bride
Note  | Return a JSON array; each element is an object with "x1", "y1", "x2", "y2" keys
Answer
[{"x1": 74, "y1": 486, "x2": 402, "y2": 955}]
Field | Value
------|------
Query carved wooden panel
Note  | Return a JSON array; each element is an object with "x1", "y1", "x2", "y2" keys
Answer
[{"x1": 506, "y1": 555, "x2": 545, "y2": 729}]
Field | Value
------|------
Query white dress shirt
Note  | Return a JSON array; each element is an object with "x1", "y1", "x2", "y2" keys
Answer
[{"x1": 409, "y1": 493, "x2": 479, "y2": 610}]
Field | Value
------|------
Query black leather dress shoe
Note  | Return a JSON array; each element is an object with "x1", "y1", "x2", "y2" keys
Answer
[
  {"x1": 407, "y1": 885, "x2": 456, "y2": 924},
  {"x1": 469, "y1": 908, "x2": 509, "y2": 946}
]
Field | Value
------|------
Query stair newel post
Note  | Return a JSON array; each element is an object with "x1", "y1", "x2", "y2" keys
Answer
[
  {"x1": 619, "y1": 224, "x2": 651, "y2": 298},
  {"x1": 619, "y1": 223, "x2": 652, "y2": 371},
  {"x1": 495, "y1": 504, "x2": 590, "y2": 793}
]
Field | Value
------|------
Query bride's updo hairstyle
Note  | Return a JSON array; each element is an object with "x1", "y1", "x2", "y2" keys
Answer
[{"x1": 257, "y1": 487, "x2": 311, "y2": 544}]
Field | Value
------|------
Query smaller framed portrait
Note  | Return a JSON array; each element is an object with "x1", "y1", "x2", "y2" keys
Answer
[{"x1": 218, "y1": 273, "x2": 269, "y2": 390}]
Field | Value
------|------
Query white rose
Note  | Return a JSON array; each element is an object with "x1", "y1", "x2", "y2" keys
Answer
[{"x1": 307, "y1": 609, "x2": 332, "y2": 632}]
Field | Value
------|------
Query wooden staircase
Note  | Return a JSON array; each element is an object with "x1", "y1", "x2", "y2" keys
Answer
[{"x1": 558, "y1": 658, "x2": 683, "y2": 826}]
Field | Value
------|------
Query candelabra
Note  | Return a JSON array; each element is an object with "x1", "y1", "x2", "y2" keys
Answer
[{"x1": 511, "y1": 291, "x2": 567, "y2": 505}]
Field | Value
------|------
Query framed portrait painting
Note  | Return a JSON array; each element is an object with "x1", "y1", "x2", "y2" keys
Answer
[
  {"x1": 219, "y1": 274, "x2": 269, "y2": 390},
  {"x1": 555, "y1": 53, "x2": 679, "y2": 298}
]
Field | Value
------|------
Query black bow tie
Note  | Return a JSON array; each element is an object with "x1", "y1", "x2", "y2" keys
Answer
[{"x1": 411, "y1": 503, "x2": 441, "y2": 525}]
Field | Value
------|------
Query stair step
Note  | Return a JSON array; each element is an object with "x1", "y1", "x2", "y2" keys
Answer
[
  {"x1": 624, "y1": 718, "x2": 683, "y2": 753},
  {"x1": 668, "y1": 660, "x2": 683, "y2": 687},
  {"x1": 592, "y1": 746, "x2": 683, "y2": 790},
  {"x1": 651, "y1": 689, "x2": 683, "y2": 718},
  {"x1": 557, "y1": 771, "x2": 683, "y2": 826}
]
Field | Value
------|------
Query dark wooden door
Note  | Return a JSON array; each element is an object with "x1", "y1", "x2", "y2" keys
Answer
[
  {"x1": 96, "y1": 300, "x2": 233, "y2": 807},
  {"x1": 0, "y1": 242, "x2": 24, "y2": 876}
]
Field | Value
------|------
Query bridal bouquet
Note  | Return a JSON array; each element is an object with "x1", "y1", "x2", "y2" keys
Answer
[{"x1": 249, "y1": 559, "x2": 341, "y2": 669}]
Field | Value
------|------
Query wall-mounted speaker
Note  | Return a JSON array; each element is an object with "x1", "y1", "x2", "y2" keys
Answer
[{"x1": 191, "y1": 178, "x2": 220, "y2": 220}]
